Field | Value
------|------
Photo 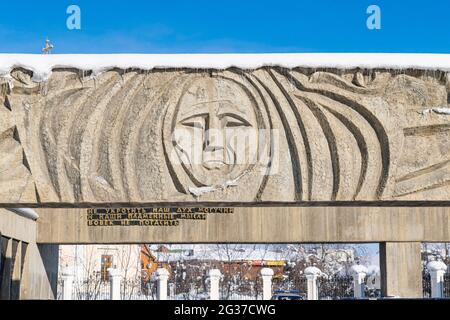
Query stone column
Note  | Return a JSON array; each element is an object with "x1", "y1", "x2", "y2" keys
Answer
[
  {"x1": 11, "y1": 240, "x2": 22, "y2": 300},
  {"x1": 304, "y1": 266, "x2": 321, "y2": 300},
  {"x1": 37, "y1": 244, "x2": 59, "y2": 299},
  {"x1": 350, "y1": 264, "x2": 368, "y2": 299},
  {"x1": 156, "y1": 268, "x2": 170, "y2": 300},
  {"x1": 0, "y1": 237, "x2": 12, "y2": 299},
  {"x1": 61, "y1": 270, "x2": 74, "y2": 300},
  {"x1": 208, "y1": 269, "x2": 222, "y2": 300},
  {"x1": 0, "y1": 233, "x2": 2, "y2": 276},
  {"x1": 260, "y1": 268, "x2": 274, "y2": 300},
  {"x1": 427, "y1": 261, "x2": 448, "y2": 299},
  {"x1": 108, "y1": 268, "x2": 122, "y2": 300},
  {"x1": 18, "y1": 243, "x2": 58, "y2": 300},
  {"x1": 380, "y1": 242, "x2": 422, "y2": 298}
]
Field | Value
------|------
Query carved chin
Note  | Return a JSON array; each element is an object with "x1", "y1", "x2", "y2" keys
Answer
[
  {"x1": 202, "y1": 160, "x2": 226, "y2": 170},
  {"x1": 194, "y1": 168, "x2": 231, "y2": 186},
  {"x1": 182, "y1": 163, "x2": 237, "y2": 187}
]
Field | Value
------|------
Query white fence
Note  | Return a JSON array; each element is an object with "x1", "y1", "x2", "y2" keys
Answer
[
  {"x1": 57, "y1": 264, "x2": 387, "y2": 300},
  {"x1": 423, "y1": 261, "x2": 449, "y2": 299}
]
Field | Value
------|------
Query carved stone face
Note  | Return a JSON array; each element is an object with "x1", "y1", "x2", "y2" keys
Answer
[{"x1": 173, "y1": 77, "x2": 258, "y2": 187}]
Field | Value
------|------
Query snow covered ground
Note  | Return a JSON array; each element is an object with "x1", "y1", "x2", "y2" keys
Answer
[{"x1": 0, "y1": 53, "x2": 449, "y2": 82}]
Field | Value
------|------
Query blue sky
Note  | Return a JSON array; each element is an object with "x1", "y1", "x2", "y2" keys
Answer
[{"x1": 0, "y1": 0, "x2": 448, "y2": 53}]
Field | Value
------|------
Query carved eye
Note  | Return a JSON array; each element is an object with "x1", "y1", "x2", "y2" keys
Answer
[
  {"x1": 223, "y1": 115, "x2": 251, "y2": 128},
  {"x1": 226, "y1": 120, "x2": 246, "y2": 127},
  {"x1": 181, "y1": 116, "x2": 204, "y2": 129}
]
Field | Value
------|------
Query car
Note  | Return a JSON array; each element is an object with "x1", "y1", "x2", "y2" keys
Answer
[{"x1": 271, "y1": 290, "x2": 306, "y2": 300}]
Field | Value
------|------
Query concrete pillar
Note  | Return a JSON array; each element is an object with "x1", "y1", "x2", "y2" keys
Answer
[
  {"x1": 37, "y1": 244, "x2": 59, "y2": 299},
  {"x1": 304, "y1": 266, "x2": 321, "y2": 300},
  {"x1": 11, "y1": 241, "x2": 22, "y2": 300},
  {"x1": 380, "y1": 242, "x2": 422, "y2": 298},
  {"x1": 0, "y1": 210, "x2": 58, "y2": 300},
  {"x1": 0, "y1": 237, "x2": 12, "y2": 299},
  {"x1": 261, "y1": 268, "x2": 274, "y2": 300},
  {"x1": 156, "y1": 268, "x2": 170, "y2": 300},
  {"x1": 208, "y1": 269, "x2": 222, "y2": 300},
  {"x1": 108, "y1": 268, "x2": 122, "y2": 300},
  {"x1": 427, "y1": 261, "x2": 448, "y2": 299},
  {"x1": 61, "y1": 270, "x2": 74, "y2": 300},
  {"x1": 19, "y1": 243, "x2": 58, "y2": 300},
  {"x1": 350, "y1": 264, "x2": 368, "y2": 299},
  {"x1": 0, "y1": 234, "x2": 2, "y2": 277}
]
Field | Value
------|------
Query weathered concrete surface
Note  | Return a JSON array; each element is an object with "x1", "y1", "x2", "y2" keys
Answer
[
  {"x1": 0, "y1": 209, "x2": 58, "y2": 299},
  {"x1": 36, "y1": 206, "x2": 450, "y2": 244},
  {"x1": 380, "y1": 242, "x2": 423, "y2": 298},
  {"x1": 1, "y1": 68, "x2": 450, "y2": 204}
]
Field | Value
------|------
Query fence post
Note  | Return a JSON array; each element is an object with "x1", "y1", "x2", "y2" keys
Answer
[
  {"x1": 61, "y1": 270, "x2": 74, "y2": 300},
  {"x1": 427, "y1": 261, "x2": 448, "y2": 298},
  {"x1": 169, "y1": 283, "x2": 175, "y2": 299},
  {"x1": 350, "y1": 264, "x2": 368, "y2": 299},
  {"x1": 260, "y1": 268, "x2": 274, "y2": 300},
  {"x1": 156, "y1": 268, "x2": 170, "y2": 300},
  {"x1": 209, "y1": 269, "x2": 222, "y2": 300},
  {"x1": 304, "y1": 266, "x2": 321, "y2": 300},
  {"x1": 108, "y1": 268, "x2": 122, "y2": 300}
]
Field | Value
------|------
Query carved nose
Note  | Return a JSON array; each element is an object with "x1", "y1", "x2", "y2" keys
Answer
[{"x1": 204, "y1": 129, "x2": 224, "y2": 151}]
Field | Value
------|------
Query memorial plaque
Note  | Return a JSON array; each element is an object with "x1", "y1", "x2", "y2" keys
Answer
[{"x1": 86, "y1": 207, "x2": 234, "y2": 227}]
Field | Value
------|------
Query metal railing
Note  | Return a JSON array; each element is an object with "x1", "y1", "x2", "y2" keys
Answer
[
  {"x1": 318, "y1": 275, "x2": 354, "y2": 300},
  {"x1": 444, "y1": 273, "x2": 450, "y2": 298},
  {"x1": 57, "y1": 274, "x2": 156, "y2": 300},
  {"x1": 57, "y1": 270, "x2": 382, "y2": 300},
  {"x1": 220, "y1": 280, "x2": 262, "y2": 300},
  {"x1": 422, "y1": 271, "x2": 431, "y2": 298},
  {"x1": 422, "y1": 270, "x2": 450, "y2": 298}
]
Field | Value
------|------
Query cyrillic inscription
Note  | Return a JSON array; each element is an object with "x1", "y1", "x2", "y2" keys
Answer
[{"x1": 86, "y1": 207, "x2": 234, "y2": 227}]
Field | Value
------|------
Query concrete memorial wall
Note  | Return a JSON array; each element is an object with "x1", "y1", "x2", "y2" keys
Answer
[
  {"x1": 1, "y1": 54, "x2": 450, "y2": 298},
  {"x1": 1, "y1": 59, "x2": 450, "y2": 204}
]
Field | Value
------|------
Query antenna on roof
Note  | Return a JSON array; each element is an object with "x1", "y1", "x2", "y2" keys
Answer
[{"x1": 42, "y1": 37, "x2": 54, "y2": 54}]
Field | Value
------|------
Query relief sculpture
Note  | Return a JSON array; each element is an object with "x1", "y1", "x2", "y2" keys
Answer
[{"x1": 1, "y1": 67, "x2": 449, "y2": 203}]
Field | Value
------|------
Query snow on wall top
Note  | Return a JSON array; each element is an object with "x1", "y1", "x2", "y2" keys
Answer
[{"x1": 1, "y1": 53, "x2": 450, "y2": 82}]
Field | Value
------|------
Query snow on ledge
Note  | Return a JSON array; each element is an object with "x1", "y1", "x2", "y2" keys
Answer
[
  {"x1": 427, "y1": 261, "x2": 448, "y2": 272},
  {"x1": 350, "y1": 264, "x2": 369, "y2": 275},
  {"x1": 304, "y1": 266, "x2": 322, "y2": 276},
  {"x1": 0, "y1": 53, "x2": 450, "y2": 83},
  {"x1": 8, "y1": 208, "x2": 39, "y2": 221}
]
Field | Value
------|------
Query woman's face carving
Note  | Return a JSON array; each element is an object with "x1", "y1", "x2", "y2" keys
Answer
[{"x1": 173, "y1": 77, "x2": 258, "y2": 186}]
